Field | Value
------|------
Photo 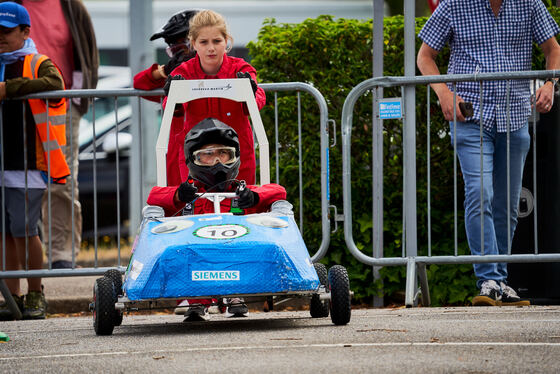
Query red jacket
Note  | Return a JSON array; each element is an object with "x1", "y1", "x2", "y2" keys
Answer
[
  {"x1": 147, "y1": 183, "x2": 286, "y2": 217},
  {"x1": 133, "y1": 63, "x2": 165, "y2": 103},
  {"x1": 170, "y1": 54, "x2": 266, "y2": 184},
  {"x1": 133, "y1": 64, "x2": 184, "y2": 186}
]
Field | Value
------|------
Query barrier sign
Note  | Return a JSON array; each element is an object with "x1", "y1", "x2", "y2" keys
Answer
[{"x1": 379, "y1": 98, "x2": 403, "y2": 119}]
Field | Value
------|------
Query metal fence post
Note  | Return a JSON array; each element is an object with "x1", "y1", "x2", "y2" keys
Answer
[
  {"x1": 403, "y1": 0, "x2": 419, "y2": 307},
  {"x1": 372, "y1": 0, "x2": 385, "y2": 308},
  {"x1": 128, "y1": 0, "x2": 157, "y2": 235}
]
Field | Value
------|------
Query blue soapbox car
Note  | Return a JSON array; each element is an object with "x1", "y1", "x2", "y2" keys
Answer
[{"x1": 91, "y1": 79, "x2": 351, "y2": 335}]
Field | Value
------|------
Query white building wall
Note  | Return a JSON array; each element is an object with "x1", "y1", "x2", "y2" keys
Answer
[{"x1": 85, "y1": 0, "x2": 374, "y2": 50}]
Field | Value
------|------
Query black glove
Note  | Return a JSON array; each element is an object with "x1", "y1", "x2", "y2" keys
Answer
[
  {"x1": 177, "y1": 180, "x2": 198, "y2": 203},
  {"x1": 236, "y1": 71, "x2": 258, "y2": 97},
  {"x1": 236, "y1": 186, "x2": 259, "y2": 209},
  {"x1": 163, "y1": 74, "x2": 185, "y2": 96},
  {"x1": 163, "y1": 49, "x2": 193, "y2": 76}
]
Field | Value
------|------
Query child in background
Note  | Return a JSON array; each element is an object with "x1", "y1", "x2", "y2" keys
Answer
[
  {"x1": 0, "y1": 2, "x2": 68, "y2": 320},
  {"x1": 164, "y1": 9, "x2": 266, "y2": 185},
  {"x1": 133, "y1": 9, "x2": 198, "y2": 186}
]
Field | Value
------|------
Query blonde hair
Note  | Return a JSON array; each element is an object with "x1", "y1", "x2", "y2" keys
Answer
[{"x1": 188, "y1": 10, "x2": 233, "y2": 52}]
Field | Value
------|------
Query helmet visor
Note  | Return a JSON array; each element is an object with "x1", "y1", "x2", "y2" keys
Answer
[
  {"x1": 165, "y1": 42, "x2": 189, "y2": 57},
  {"x1": 192, "y1": 146, "x2": 237, "y2": 166}
]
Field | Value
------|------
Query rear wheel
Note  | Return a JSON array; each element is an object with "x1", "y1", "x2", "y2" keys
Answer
[
  {"x1": 104, "y1": 269, "x2": 122, "y2": 294},
  {"x1": 93, "y1": 277, "x2": 116, "y2": 335},
  {"x1": 310, "y1": 263, "x2": 329, "y2": 318},
  {"x1": 104, "y1": 269, "x2": 123, "y2": 326},
  {"x1": 328, "y1": 265, "x2": 351, "y2": 325}
]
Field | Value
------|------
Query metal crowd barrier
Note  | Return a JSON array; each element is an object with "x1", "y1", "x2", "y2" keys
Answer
[
  {"x1": 0, "y1": 82, "x2": 330, "y2": 310},
  {"x1": 341, "y1": 69, "x2": 560, "y2": 307}
]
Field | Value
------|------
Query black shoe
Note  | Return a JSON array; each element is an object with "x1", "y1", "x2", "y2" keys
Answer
[
  {"x1": 472, "y1": 280, "x2": 502, "y2": 306},
  {"x1": 500, "y1": 282, "x2": 530, "y2": 306},
  {"x1": 0, "y1": 294, "x2": 24, "y2": 321},
  {"x1": 183, "y1": 304, "x2": 209, "y2": 322},
  {"x1": 52, "y1": 260, "x2": 73, "y2": 269},
  {"x1": 22, "y1": 291, "x2": 47, "y2": 320},
  {"x1": 227, "y1": 298, "x2": 248, "y2": 317}
]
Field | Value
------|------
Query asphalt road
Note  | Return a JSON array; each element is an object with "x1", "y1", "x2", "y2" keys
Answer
[{"x1": 1, "y1": 306, "x2": 560, "y2": 373}]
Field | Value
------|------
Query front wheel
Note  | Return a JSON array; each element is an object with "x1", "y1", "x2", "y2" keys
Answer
[
  {"x1": 104, "y1": 269, "x2": 123, "y2": 326},
  {"x1": 93, "y1": 277, "x2": 116, "y2": 335},
  {"x1": 328, "y1": 265, "x2": 351, "y2": 325},
  {"x1": 310, "y1": 263, "x2": 329, "y2": 318}
]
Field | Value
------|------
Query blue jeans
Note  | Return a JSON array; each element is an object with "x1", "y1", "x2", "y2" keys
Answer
[{"x1": 450, "y1": 122, "x2": 530, "y2": 288}]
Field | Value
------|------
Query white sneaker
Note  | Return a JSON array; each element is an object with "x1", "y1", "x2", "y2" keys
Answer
[
  {"x1": 472, "y1": 280, "x2": 502, "y2": 306},
  {"x1": 174, "y1": 299, "x2": 190, "y2": 315},
  {"x1": 500, "y1": 282, "x2": 530, "y2": 306}
]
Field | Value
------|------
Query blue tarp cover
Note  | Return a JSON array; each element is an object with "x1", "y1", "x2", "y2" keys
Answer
[{"x1": 124, "y1": 213, "x2": 319, "y2": 300}]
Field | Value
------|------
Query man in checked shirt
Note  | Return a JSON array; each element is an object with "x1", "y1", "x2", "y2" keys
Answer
[{"x1": 417, "y1": 0, "x2": 560, "y2": 306}]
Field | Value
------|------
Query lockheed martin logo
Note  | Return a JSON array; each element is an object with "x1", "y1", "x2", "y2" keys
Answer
[{"x1": 192, "y1": 81, "x2": 232, "y2": 92}]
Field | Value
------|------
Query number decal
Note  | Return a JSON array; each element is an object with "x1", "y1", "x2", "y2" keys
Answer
[{"x1": 194, "y1": 224, "x2": 249, "y2": 240}]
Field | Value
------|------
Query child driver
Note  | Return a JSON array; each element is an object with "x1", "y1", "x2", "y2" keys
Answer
[{"x1": 147, "y1": 117, "x2": 287, "y2": 320}]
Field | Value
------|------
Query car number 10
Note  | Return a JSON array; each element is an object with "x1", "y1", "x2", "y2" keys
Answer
[{"x1": 194, "y1": 224, "x2": 249, "y2": 240}]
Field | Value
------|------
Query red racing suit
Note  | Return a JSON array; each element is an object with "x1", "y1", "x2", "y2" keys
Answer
[
  {"x1": 169, "y1": 54, "x2": 266, "y2": 184},
  {"x1": 147, "y1": 183, "x2": 286, "y2": 217},
  {"x1": 133, "y1": 64, "x2": 184, "y2": 185}
]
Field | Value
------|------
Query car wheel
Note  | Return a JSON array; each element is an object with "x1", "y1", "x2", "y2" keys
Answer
[
  {"x1": 104, "y1": 269, "x2": 123, "y2": 326},
  {"x1": 93, "y1": 277, "x2": 116, "y2": 335},
  {"x1": 328, "y1": 265, "x2": 351, "y2": 325},
  {"x1": 310, "y1": 263, "x2": 329, "y2": 318}
]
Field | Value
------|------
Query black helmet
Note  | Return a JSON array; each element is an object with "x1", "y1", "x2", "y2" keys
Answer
[
  {"x1": 184, "y1": 118, "x2": 241, "y2": 189},
  {"x1": 150, "y1": 9, "x2": 198, "y2": 45}
]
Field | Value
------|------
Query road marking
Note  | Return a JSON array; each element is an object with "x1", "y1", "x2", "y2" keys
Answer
[{"x1": 2, "y1": 342, "x2": 560, "y2": 361}]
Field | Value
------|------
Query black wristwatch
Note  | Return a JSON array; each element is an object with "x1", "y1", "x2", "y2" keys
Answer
[{"x1": 545, "y1": 78, "x2": 559, "y2": 91}]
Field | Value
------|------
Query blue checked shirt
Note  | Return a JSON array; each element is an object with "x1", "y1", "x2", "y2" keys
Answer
[{"x1": 418, "y1": 0, "x2": 560, "y2": 132}]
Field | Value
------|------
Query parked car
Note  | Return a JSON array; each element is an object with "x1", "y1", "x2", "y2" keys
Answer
[
  {"x1": 78, "y1": 66, "x2": 133, "y2": 239},
  {"x1": 78, "y1": 108, "x2": 132, "y2": 239}
]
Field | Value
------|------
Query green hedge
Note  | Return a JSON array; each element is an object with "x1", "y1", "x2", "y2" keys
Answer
[{"x1": 247, "y1": 10, "x2": 560, "y2": 306}]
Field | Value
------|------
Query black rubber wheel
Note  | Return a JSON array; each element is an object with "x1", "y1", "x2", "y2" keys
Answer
[
  {"x1": 310, "y1": 263, "x2": 329, "y2": 318},
  {"x1": 104, "y1": 269, "x2": 123, "y2": 295},
  {"x1": 93, "y1": 277, "x2": 116, "y2": 335},
  {"x1": 328, "y1": 265, "x2": 351, "y2": 325},
  {"x1": 104, "y1": 269, "x2": 123, "y2": 326}
]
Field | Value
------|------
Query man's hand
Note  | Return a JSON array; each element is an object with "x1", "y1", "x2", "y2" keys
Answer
[
  {"x1": 417, "y1": 42, "x2": 466, "y2": 122},
  {"x1": 176, "y1": 180, "x2": 198, "y2": 203},
  {"x1": 535, "y1": 81, "x2": 555, "y2": 113},
  {"x1": 437, "y1": 89, "x2": 466, "y2": 122},
  {"x1": 235, "y1": 186, "x2": 259, "y2": 209},
  {"x1": 236, "y1": 71, "x2": 258, "y2": 97},
  {"x1": 163, "y1": 75, "x2": 185, "y2": 96},
  {"x1": 536, "y1": 36, "x2": 560, "y2": 113}
]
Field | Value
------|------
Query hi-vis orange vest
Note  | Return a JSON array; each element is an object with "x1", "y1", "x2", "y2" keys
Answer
[{"x1": 22, "y1": 54, "x2": 70, "y2": 184}]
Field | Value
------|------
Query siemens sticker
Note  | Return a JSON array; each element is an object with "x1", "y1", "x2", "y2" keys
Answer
[{"x1": 192, "y1": 270, "x2": 240, "y2": 281}]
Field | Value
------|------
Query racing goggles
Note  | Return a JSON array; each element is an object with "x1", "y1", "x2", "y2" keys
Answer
[
  {"x1": 192, "y1": 146, "x2": 237, "y2": 166},
  {"x1": 166, "y1": 41, "x2": 189, "y2": 57}
]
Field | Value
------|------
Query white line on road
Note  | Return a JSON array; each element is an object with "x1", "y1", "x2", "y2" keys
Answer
[{"x1": 2, "y1": 342, "x2": 560, "y2": 361}]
